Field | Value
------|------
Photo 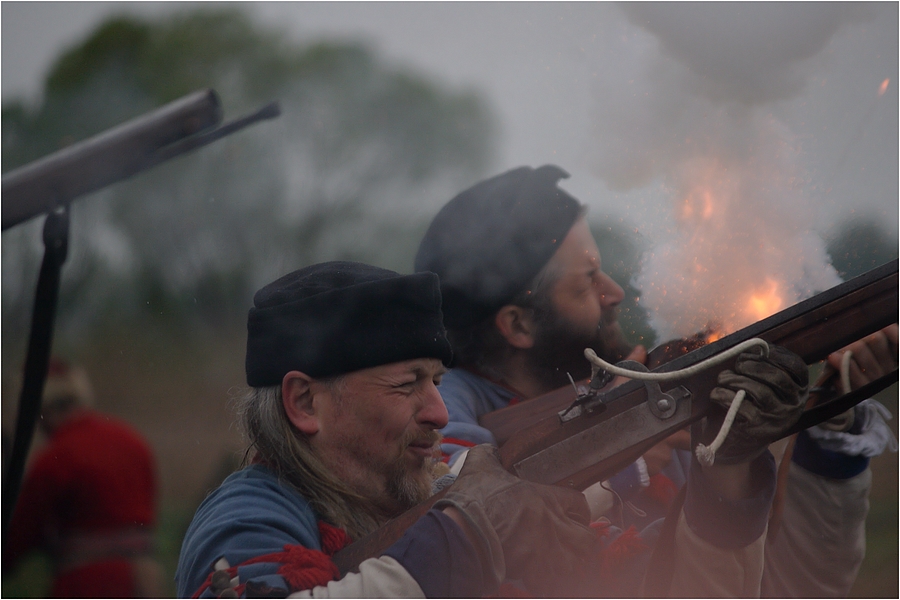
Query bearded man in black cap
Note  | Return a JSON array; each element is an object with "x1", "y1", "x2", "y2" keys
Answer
[
  {"x1": 175, "y1": 259, "x2": 809, "y2": 598},
  {"x1": 415, "y1": 165, "x2": 899, "y2": 597},
  {"x1": 416, "y1": 165, "x2": 690, "y2": 521}
]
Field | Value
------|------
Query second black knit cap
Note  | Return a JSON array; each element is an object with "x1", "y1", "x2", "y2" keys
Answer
[{"x1": 414, "y1": 165, "x2": 583, "y2": 329}]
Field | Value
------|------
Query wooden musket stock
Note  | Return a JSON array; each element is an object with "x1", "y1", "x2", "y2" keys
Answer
[{"x1": 333, "y1": 259, "x2": 898, "y2": 575}]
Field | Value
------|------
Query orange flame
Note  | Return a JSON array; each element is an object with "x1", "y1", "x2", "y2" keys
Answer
[
  {"x1": 746, "y1": 278, "x2": 784, "y2": 322},
  {"x1": 879, "y1": 78, "x2": 889, "y2": 96},
  {"x1": 706, "y1": 330, "x2": 724, "y2": 343}
]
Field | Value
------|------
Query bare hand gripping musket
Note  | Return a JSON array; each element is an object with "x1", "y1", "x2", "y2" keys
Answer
[{"x1": 333, "y1": 258, "x2": 898, "y2": 574}]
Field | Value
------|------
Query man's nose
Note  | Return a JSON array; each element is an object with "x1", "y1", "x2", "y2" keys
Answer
[
  {"x1": 419, "y1": 384, "x2": 450, "y2": 430},
  {"x1": 597, "y1": 271, "x2": 625, "y2": 308}
]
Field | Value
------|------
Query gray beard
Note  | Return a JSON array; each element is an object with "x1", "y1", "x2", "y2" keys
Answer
[
  {"x1": 382, "y1": 449, "x2": 438, "y2": 513},
  {"x1": 371, "y1": 428, "x2": 441, "y2": 514}
]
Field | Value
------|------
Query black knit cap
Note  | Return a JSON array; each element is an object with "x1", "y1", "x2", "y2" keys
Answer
[
  {"x1": 414, "y1": 165, "x2": 583, "y2": 329},
  {"x1": 246, "y1": 261, "x2": 453, "y2": 386}
]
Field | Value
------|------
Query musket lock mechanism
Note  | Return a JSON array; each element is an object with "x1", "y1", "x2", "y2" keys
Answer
[{"x1": 559, "y1": 360, "x2": 692, "y2": 424}]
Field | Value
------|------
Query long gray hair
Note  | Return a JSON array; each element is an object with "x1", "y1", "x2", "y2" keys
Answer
[{"x1": 235, "y1": 384, "x2": 385, "y2": 540}]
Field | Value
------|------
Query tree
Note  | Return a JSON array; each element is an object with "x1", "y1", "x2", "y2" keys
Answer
[{"x1": 2, "y1": 10, "x2": 496, "y2": 339}]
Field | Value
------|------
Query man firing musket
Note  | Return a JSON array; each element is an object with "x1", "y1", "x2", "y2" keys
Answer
[
  {"x1": 413, "y1": 164, "x2": 898, "y2": 597},
  {"x1": 176, "y1": 260, "x2": 812, "y2": 598}
]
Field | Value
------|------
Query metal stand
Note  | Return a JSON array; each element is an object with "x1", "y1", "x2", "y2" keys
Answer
[{"x1": 2, "y1": 206, "x2": 69, "y2": 540}]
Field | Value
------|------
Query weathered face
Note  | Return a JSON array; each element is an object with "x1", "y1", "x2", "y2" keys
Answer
[
  {"x1": 311, "y1": 358, "x2": 449, "y2": 515},
  {"x1": 549, "y1": 219, "x2": 623, "y2": 332},
  {"x1": 527, "y1": 218, "x2": 630, "y2": 387}
]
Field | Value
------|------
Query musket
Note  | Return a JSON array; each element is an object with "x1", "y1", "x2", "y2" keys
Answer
[
  {"x1": 332, "y1": 258, "x2": 898, "y2": 574},
  {"x1": 2, "y1": 88, "x2": 281, "y2": 230},
  {"x1": 2, "y1": 89, "x2": 281, "y2": 538}
]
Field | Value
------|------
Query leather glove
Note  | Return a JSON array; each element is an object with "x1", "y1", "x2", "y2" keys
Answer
[
  {"x1": 707, "y1": 344, "x2": 809, "y2": 463},
  {"x1": 435, "y1": 444, "x2": 597, "y2": 597}
]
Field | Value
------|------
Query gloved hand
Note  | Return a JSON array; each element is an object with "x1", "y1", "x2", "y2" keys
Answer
[
  {"x1": 707, "y1": 344, "x2": 809, "y2": 463},
  {"x1": 435, "y1": 444, "x2": 597, "y2": 597}
]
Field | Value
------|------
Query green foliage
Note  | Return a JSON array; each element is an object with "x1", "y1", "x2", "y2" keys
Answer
[
  {"x1": 826, "y1": 218, "x2": 898, "y2": 280},
  {"x1": 2, "y1": 9, "x2": 496, "y2": 343}
]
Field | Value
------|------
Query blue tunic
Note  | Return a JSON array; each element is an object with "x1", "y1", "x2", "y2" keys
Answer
[
  {"x1": 176, "y1": 464, "x2": 483, "y2": 598},
  {"x1": 176, "y1": 465, "x2": 327, "y2": 597}
]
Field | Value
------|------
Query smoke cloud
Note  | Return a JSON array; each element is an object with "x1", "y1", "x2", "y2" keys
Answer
[
  {"x1": 621, "y1": 3, "x2": 872, "y2": 105},
  {"x1": 589, "y1": 3, "x2": 870, "y2": 340}
]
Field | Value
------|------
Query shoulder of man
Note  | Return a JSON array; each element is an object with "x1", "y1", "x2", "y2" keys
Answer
[
  {"x1": 440, "y1": 368, "x2": 517, "y2": 417},
  {"x1": 176, "y1": 464, "x2": 322, "y2": 597}
]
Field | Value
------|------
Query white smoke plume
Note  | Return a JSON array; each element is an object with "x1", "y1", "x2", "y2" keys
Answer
[{"x1": 589, "y1": 3, "x2": 872, "y2": 340}]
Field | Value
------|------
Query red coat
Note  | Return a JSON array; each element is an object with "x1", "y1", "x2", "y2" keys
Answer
[{"x1": 4, "y1": 411, "x2": 158, "y2": 598}]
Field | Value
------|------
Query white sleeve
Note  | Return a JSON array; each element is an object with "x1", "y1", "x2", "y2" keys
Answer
[
  {"x1": 288, "y1": 556, "x2": 424, "y2": 598},
  {"x1": 761, "y1": 465, "x2": 870, "y2": 598},
  {"x1": 668, "y1": 511, "x2": 767, "y2": 598},
  {"x1": 582, "y1": 480, "x2": 616, "y2": 521}
]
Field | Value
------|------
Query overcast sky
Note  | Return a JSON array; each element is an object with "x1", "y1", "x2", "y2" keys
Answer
[{"x1": 3, "y1": 3, "x2": 898, "y2": 269}]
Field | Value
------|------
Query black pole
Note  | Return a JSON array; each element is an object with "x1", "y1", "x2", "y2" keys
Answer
[{"x1": 2, "y1": 206, "x2": 70, "y2": 540}]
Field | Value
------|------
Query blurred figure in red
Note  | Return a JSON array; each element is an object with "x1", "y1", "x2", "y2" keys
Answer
[{"x1": 3, "y1": 358, "x2": 162, "y2": 598}]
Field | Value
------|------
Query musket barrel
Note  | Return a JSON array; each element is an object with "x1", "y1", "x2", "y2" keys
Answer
[
  {"x1": 2, "y1": 89, "x2": 222, "y2": 230},
  {"x1": 483, "y1": 258, "x2": 899, "y2": 445}
]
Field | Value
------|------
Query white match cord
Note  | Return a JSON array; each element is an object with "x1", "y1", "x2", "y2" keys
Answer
[
  {"x1": 816, "y1": 350, "x2": 855, "y2": 433},
  {"x1": 583, "y1": 338, "x2": 770, "y2": 382},
  {"x1": 840, "y1": 350, "x2": 853, "y2": 395},
  {"x1": 583, "y1": 337, "x2": 771, "y2": 467},
  {"x1": 694, "y1": 390, "x2": 746, "y2": 467}
]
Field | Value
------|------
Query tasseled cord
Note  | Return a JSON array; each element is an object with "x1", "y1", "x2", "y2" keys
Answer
[
  {"x1": 693, "y1": 390, "x2": 745, "y2": 467},
  {"x1": 584, "y1": 338, "x2": 770, "y2": 467}
]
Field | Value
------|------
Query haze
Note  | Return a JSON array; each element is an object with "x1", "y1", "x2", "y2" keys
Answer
[{"x1": 3, "y1": 2, "x2": 896, "y2": 232}]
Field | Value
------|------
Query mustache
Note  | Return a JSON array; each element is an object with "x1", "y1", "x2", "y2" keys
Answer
[{"x1": 401, "y1": 428, "x2": 442, "y2": 449}]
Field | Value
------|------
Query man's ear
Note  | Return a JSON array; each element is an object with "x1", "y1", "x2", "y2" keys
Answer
[
  {"x1": 282, "y1": 371, "x2": 321, "y2": 435},
  {"x1": 495, "y1": 305, "x2": 536, "y2": 349}
]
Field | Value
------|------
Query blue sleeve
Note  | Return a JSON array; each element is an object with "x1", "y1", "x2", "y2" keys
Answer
[
  {"x1": 383, "y1": 510, "x2": 484, "y2": 597},
  {"x1": 792, "y1": 399, "x2": 898, "y2": 478},
  {"x1": 175, "y1": 467, "x2": 322, "y2": 598},
  {"x1": 440, "y1": 422, "x2": 497, "y2": 466},
  {"x1": 792, "y1": 429, "x2": 869, "y2": 479},
  {"x1": 438, "y1": 370, "x2": 512, "y2": 466},
  {"x1": 608, "y1": 461, "x2": 646, "y2": 500},
  {"x1": 682, "y1": 451, "x2": 776, "y2": 549}
]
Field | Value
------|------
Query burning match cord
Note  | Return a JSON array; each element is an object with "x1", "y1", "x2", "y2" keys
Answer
[{"x1": 584, "y1": 338, "x2": 770, "y2": 466}]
